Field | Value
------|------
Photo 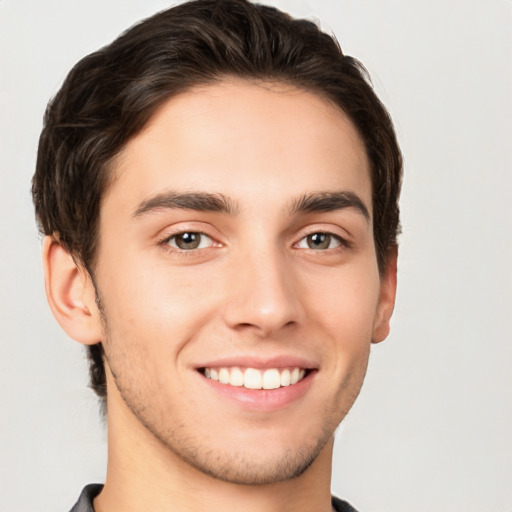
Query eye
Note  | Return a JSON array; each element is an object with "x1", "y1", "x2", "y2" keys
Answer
[
  {"x1": 165, "y1": 232, "x2": 214, "y2": 251},
  {"x1": 297, "y1": 232, "x2": 342, "y2": 251}
]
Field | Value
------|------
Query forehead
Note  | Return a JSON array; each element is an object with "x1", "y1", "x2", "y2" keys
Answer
[{"x1": 106, "y1": 79, "x2": 371, "y2": 215}]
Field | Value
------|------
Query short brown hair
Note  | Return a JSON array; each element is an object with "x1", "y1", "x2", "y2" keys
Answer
[{"x1": 32, "y1": 0, "x2": 402, "y2": 402}]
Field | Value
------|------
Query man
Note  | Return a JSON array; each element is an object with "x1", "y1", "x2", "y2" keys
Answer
[{"x1": 32, "y1": 0, "x2": 402, "y2": 510}]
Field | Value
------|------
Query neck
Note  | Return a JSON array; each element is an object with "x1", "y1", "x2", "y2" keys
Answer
[{"x1": 94, "y1": 387, "x2": 334, "y2": 512}]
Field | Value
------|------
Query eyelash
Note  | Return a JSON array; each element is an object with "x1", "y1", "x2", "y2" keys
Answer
[
  {"x1": 158, "y1": 229, "x2": 350, "y2": 255},
  {"x1": 295, "y1": 231, "x2": 350, "y2": 252},
  {"x1": 159, "y1": 231, "x2": 217, "y2": 253}
]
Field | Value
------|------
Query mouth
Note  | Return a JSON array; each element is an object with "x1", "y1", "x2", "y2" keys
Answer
[
  {"x1": 196, "y1": 359, "x2": 317, "y2": 412},
  {"x1": 199, "y1": 366, "x2": 311, "y2": 390}
]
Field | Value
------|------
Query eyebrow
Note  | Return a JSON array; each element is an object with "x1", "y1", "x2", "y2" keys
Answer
[
  {"x1": 289, "y1": 191, "x2": 371, "y2": 221},
  {"x1": 133, "y1": 191, "x2": 239, "y2": 217},
  {"x1": 132, "y1": 189, "x2": 370, "y2": 221}
]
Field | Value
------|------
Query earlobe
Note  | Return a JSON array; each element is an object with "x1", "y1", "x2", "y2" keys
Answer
[
  {"x1": 42, "y1": 236, "x2": 103, "y2": 345},
  {"x1": 372, "y1": 246, "x2": 398, "y2": 344}
]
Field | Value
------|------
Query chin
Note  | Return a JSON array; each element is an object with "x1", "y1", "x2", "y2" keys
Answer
[
  {"x1": 130, "y1": 394, "x2": 340, "y2": 486},
  {"x1": 161, "y1": 430, "x2": 331, "y2": 485}
]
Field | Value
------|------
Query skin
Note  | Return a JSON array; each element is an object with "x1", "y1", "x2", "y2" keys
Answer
[{"x1": 43, "y1": 79, "x2": 397, "y2": 512}]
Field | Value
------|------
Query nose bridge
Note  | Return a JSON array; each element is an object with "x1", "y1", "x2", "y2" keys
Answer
[{"x1": 223, "y1": 240, "x2": 302, "y2": 335}]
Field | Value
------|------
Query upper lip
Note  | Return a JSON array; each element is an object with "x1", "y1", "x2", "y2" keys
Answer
[{"x1": 194, "y1": 354, "x2": 319, "y2": 370}]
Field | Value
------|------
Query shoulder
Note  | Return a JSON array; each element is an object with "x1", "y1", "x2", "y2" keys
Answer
[
  {"x1": 332, "y1": 495, "x2": 359, "y2": 512},
  {"x1": 68, "y1": 484, "x2": 103, "y2": 512},
  {"x1": 67, "y1": 486, "x2": 357, "y2": 512}
]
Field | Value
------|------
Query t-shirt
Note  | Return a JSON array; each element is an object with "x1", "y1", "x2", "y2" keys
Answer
[{"x1": 69, "y1": 484, "x2": 358, "y2": 511}]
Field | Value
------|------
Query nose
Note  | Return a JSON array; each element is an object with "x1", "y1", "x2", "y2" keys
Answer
[{"x1": 222, "y1": 247, "x2": 304, "y2": 337}]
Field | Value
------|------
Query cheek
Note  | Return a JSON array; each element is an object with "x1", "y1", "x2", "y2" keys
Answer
[
  {"x1": 96, "y1": 257, "x2": 218, "y2": 356},
  {"x1": 303, "y1": 261, "x2": 381, "y2": 345}
]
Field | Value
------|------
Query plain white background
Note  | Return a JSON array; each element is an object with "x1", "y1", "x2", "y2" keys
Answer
[{"x1": 0, "y1": 1, "x2": 511, "y2": 511}]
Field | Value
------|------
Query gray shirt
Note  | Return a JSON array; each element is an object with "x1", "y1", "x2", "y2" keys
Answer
[{"x1": 69, "y1": 484, "x2": 358, "y2": 511}]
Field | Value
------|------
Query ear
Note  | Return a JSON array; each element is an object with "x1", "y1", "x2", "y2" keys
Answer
[
  {"x1": 42, "y1": 236, "x2": 103, "y2": 345},
  {"x1": 372, "y1": 246, "x2": 398, "y2": 344}
]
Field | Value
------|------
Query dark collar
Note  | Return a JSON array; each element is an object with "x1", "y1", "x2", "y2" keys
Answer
[{"x1": 68, "y1": 484, "x2": 358, "y2": 512}]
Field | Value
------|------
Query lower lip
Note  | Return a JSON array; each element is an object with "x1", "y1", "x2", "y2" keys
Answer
[{"x1": 198, "y1": 371, "x2": 316, "y2": 412}]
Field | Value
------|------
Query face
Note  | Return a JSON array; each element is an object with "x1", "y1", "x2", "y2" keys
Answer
[{"x1": 92, "y1": 79, "x2": 395, "y2": 484}]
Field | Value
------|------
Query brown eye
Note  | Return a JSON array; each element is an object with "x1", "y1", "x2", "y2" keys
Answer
[
  {"x1": 308, "y1": 233, "x2": 330, "y2": 249},
  {"x1": 166, "y1": 232, "x2": 212, "y2": 250},
  {"x1": 298, "y1": 232, "x2": 342, "y2": 251}
]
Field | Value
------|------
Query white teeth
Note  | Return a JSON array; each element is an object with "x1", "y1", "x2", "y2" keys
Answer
[
  {"x1": 280, "y1": 368, "x2": 291, "y2": 387},
  {"x1": 244, "y1": 368, "x2": 262, "y2": 389},
  {"x1": 262, "y1": 369, "x2": 280, "y2": 389},
  {"x1": 229, "y1": 367, "x2": 244, "y2": 387},
  {"x1": 218, "y1": 368, "x2": 230, "y2": 384},
  {"x1": 203, "y1": 366, "x2": 308, "y2": 389}
]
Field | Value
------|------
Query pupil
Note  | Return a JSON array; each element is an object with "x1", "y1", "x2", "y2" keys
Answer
[
  {"x1": 308, "y1": 233, "x2": 330, "y2": 250},
  {"x1": 177, "y1": 232, "x2": 200, "y2": 249}
]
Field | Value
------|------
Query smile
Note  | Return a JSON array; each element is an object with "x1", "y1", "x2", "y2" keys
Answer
[{"x1": 201, "y1": 366, "x2": 308, "y2": 390}]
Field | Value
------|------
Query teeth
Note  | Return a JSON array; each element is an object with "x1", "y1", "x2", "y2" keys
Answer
[
  {"x1": 262, "y1": 369, "x2": 280, "y2": 390},
  {"x1": 203, "y1": 366, "x2": 308, "y2": 389},
  {"x1": 280, "y1": 369, "x2": 291, "y2": 387},
  {"x1": 218, "y1": 368, "x2": 230, "y2": 384},
  {"x1": 244, "y1": 368, "x2": 262, "y2": 389},
  {"x1": 229, "y1": 367, "x2": 244, "y2": 387}
]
